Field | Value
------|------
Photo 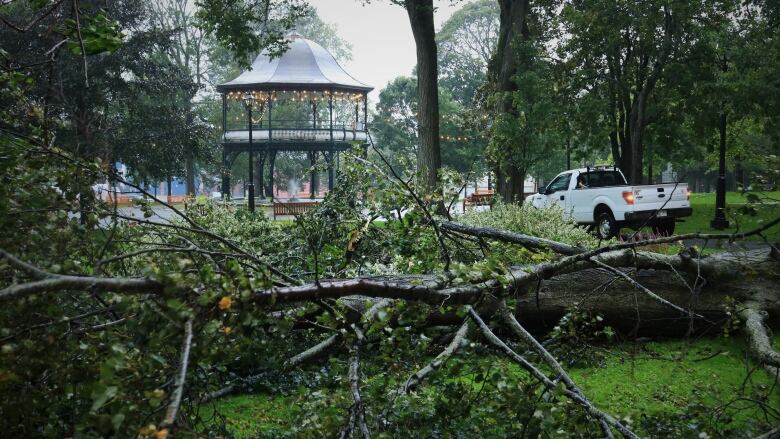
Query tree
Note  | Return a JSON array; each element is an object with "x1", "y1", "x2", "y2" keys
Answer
[
  {"x1": 487, "y1": 41, "x2": 563, "y2": 198},
  {"x1": 0, "y1": 0, "x2": 214, "y2": 199},
  {"x1": 373, "y1": 75, "x2": 484, "y2": 174},
  {"x1": 148, "y1": 0, "x2": 216, "y2": 194},
  {"x1": 195, "y1": 0, "x2": 310, "y2": 65},
  {"x1": 558, "y1": 0, "x2": 718, "y2": 184},
  {"x1": 368, "y1": 0, "x2": 443, "y2": 197},
  {"x1": 294, "y1": 7, "x2": 353, "y2": 62},
  {"x1": 437, "y1": 0, "x2": 499, "y2": 106}
]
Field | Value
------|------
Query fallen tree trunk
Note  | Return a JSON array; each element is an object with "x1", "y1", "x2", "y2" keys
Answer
[{"x1": 515, "y1": 262, "x2": 780, "y2": 337}]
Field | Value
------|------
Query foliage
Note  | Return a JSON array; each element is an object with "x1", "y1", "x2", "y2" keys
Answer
[
  {"x1": 2, "y1": 1, "x2": 780, "y2": 438},
  {"x1": 437, "y1": 0, "x2": 499, "y2": 106},
  {"x1": 547, "y1": 309, "x2": 615, "y2": 367},
  {"x1": 195, "y1": 0, "x2": 309, "y2": 64},
  {"x1": 372, "y1": 76, "x2": 484, "y2": 175},
  {"x1": 487, "y1": 39, "x2": 564, "y2": 194},
  {"x1": 458, "y1": 202, "x2": 599, "y2": 249}
]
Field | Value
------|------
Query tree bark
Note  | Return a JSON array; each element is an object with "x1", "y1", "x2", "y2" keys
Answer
[
  {"x1": 492, "y1": 0, "x2": 530, "y2": 203},
  {"x1": 515, "y1": 263, "x2": 780, "y2": 336},
  {"x1": 405, "y1": 0, "x2": 441, "y2": 195},
  {"x1": 185, "y1": 155, "x2": 195, "y2": 196}
]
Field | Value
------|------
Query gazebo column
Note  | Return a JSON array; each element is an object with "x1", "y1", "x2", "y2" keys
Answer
[
  {"x1": 328, "y1": 92, "x2": 335, "y2": 191},
  {"x1": 221, "y1": 149, "x2": 231, "y2": 200},
  {"x1": 363, "y1": 93, "x2": 368, "y2": 131},
  {"x1": 266, "y1": 97, "x2": 274, "y2": 200},
  {"x1": 309, "y1": 152, "x2": 318, "y2": 198},
  {"x1": 323, "y1": 151, "x2": 334, "y2": 191},
  {"x1": 363, "y1": 93, "x2": 369, "y2": 158},
  {"x1": 255, "y1": 151, "x2": 266, "y2": 199},
  {"x1": 266, "y1": 150, "x2": 277, "y2": 199}
]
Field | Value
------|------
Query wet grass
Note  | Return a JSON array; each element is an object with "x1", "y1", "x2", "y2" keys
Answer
[
  {"x1": 205, "y1": 335, "x2": 780, "y2": 437},
  {"x1": 675, "y1": 191, "x2": 780, "y2": 240}
]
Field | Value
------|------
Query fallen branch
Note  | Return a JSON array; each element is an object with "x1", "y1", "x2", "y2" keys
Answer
[
  {"x1": 284, "y1": 334, "x2": 341, "y2": 368},
  {"x1": 755, "y1": 426, "x2": 780, "y2": 439},
  {"x1": 403, "y1": 319, "x2": 470, "y2": 393},
  {"x1": 499, "y1": 302, "x2": 614, "y2": 439},
  {"x1": 439, "y1": 221, "x2": 583, "y2": 256},
  {"x1": 161, "y1": 318, "x2": 194, "y2": 428},
  {"x1": 348, "y1": 344, "x2": 371, "y2": 439},
  {"x1": 0, "y1": 274, "x2": 163, "y2": 301},
  {"x1": 740, "y1": 304, "x2": 780, "y2": 375},
  {"x1": 468, "y1": 308, "x2": 638, "y2": 439},
  {"x1": 252, "y1": 249, "x2": 776, "y2": 313}
]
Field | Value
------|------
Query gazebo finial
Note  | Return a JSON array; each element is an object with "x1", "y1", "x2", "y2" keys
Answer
[{"x1": 287, "y1": 30, "x2": 304, "y2": 41}]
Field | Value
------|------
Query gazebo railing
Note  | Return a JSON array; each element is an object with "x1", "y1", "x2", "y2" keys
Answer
[{"x1": 225, "y1": 120, "x2": 366, "y2": 132}]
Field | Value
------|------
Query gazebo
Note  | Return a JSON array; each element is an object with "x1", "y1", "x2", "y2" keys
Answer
[{"x1": 216, "y1": 32, "x2": 373, "y2": 211}]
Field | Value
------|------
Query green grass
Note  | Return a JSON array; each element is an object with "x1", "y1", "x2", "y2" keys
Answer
[
  {"x1": 202, "y1": 394, "x2": 303, "y2": 437},
  {"x1": 568, "y1": 336, "x2": 780, "y2": 428},
  {"x1": 675, "y1": 191, "x2": 780, "y2": 240},
  {"x1": 206, "y1": 335, "x2": 780, "y2": 437}
]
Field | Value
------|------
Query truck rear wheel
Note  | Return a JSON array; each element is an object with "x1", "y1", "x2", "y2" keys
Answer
[
  {"x1": 595, "y1": 212, "x2": 618, "y2": 240},
  {"x1": 652, "y1": 220, "x2": 676, "y2": 237}
]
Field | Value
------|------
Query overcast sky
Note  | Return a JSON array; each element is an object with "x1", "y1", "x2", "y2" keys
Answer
[{"x1": 309, "y1": 0, "x2": 475, "y2": 102}]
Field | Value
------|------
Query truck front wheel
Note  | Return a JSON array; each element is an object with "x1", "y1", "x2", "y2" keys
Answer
[
  {"x1": 651, "y1": 220, "x2": 676, "y2": 237},
  {"x1": 595, "y1": 212, "x2": 618, "y2": 240}
]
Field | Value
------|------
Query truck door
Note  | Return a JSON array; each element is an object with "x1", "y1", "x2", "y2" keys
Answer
[{"x1": 545, "y1": 173, "x2": 572, "y2": 213}]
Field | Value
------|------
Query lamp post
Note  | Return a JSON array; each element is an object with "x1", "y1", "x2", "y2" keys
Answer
[
  {"x1": 243, "y1": 92, "x2": 256, "y2": 212},
  {"x1": 711, "y1": 55, "x2": 729, "y2": 230},
  {"x1": 710, "y1": 109, "x2": 729, "y2": 229}
]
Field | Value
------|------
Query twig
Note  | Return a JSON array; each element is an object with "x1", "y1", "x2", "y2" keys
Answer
[
  {"x1": 590, "y1": 259, "x2": 703, "y2": 319},
  {"x1": 368, "y1": 132, "x2": 451, "y2": 270}
]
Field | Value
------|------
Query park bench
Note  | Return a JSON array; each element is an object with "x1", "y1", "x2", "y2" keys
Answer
[
  {"x1": 165, "y1": 195, "x2": 189, "y2": 204},
  {"x1": 273, "y1": 201, "x2": 319, "y2": 219},
  {"x1": 463, "y1": 191, "x2": 495, "y2": 210},
  {"x1": 104, "y1": 195, "x2": 134, "y2": 206}
]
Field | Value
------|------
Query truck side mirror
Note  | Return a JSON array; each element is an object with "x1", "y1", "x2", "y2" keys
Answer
[{"x1": 538, "y1": 187, "x2": 545, "y2": 195}]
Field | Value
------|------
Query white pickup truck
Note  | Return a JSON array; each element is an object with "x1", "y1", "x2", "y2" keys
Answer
[{"x1": 526, "y1": 166, "x2": 692, "y2": 239}]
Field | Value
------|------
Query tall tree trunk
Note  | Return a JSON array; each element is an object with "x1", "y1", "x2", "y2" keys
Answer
[
  {"x1": 497, "y1": 165, "x2": 526, "y2": 204},
  {"x1": 735, "y1": 154, "x2": 744, "y2": 190},
  {"x1": 405, "y1": 0, "x2": 441, "y2": 195},
  {"x1": 185, "y1": 156, "x2": 195, "y2": 196},
  {"x1": 492, "y1": 0, "x2": 530, "y2": 203}
]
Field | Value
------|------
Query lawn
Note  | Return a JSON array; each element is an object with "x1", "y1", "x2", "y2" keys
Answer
[
  {"x1": 205, "y1": 335, "x2": 780, "y2": 438},
  {"x1": 675, "y1": 191, "x2": 780, "y2": 240}
]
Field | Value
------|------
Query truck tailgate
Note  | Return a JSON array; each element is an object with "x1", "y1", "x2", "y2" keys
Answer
[{"x1": 632, "y1": 183, "x2": 689, "y2": 211}]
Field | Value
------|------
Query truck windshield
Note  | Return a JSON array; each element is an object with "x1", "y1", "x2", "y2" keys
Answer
[
  {"x1": 547, "y1": 173, "x2": 572, "y2": 193},
  {"x1": 582, "y1": 171, "x2": 626, "y2": 187}
]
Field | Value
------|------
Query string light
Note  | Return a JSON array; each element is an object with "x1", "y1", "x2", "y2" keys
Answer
[
  {"x1": 439, "y1": 134, "x2": 489, "y2": 142},
  {"x1": 224, "y1": 89, "x2": 365, "y2": 103}
]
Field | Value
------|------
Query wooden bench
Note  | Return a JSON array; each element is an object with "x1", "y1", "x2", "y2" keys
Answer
[
  {"x1": 273, "y1": 201, "x2": 319, "y2": 219},
  {"x1": 463, "y1": 191, "x2": 495, "y2": 210},
  {"x1": 104, "y1": 195, "x2": 135, "y2": 206},
  {"x1": 165, "y1": 195, "x2": 190, "y2": 205}
]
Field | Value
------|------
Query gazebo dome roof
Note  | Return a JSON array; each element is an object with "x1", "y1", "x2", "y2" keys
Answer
[{"x1": 217, "y1": 33, "x2": 373, "y2": 93}]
